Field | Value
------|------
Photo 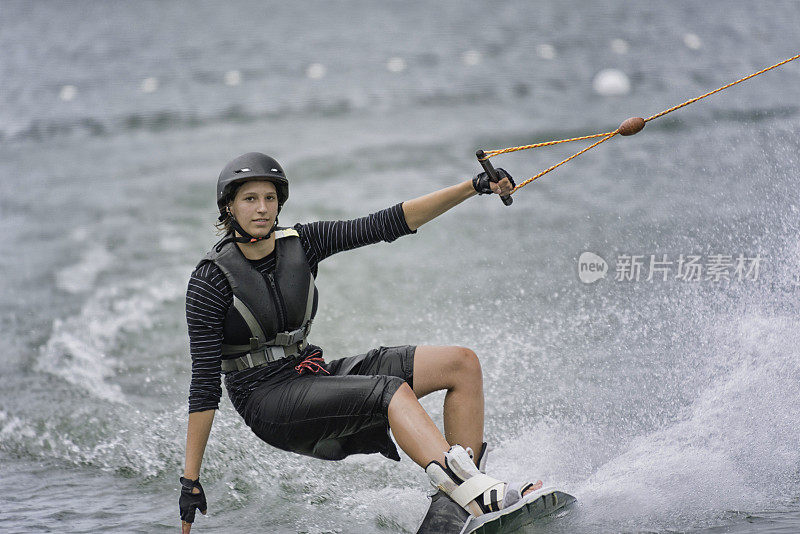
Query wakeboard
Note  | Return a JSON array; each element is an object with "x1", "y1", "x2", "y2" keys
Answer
[{"x1": 416, "y1": 486, "x2": 575, "y2": 534}]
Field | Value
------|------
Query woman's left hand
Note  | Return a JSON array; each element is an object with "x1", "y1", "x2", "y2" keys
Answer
[{"x1": 472, "y1": 168, "x2": 516, "y2": 196}]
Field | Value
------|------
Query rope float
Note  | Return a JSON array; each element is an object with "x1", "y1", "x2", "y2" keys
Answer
[{"x1": 476, "y1": 53, "x2": 800, "y2": 204}]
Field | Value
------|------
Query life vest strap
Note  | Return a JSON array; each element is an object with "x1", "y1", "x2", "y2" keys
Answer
[
  {"x1": 274, "y1": 228, "x2": 299, "y2": 239},
  {"x1": 220, "y1": 340, "x2": 305, "y2": 373},
  {"x1": 230, "y1": 295, "x2": 267, "y2": 346}
]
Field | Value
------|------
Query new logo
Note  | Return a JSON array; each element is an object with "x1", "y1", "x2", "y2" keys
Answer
[{"x1": 578, "y1": 252, "x2": 608, "y2": 284}]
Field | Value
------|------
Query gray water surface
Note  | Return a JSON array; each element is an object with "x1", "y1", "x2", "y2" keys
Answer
[{"x1": 2, "y1": 1, "x2": 799, "y2": 532}]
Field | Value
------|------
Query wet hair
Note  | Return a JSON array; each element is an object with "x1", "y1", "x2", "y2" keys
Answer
[
  {"x1": 215, "y1": 211, "x2": 234, "y2": 235},
  {"x1": 214, "y1": 182, "x2": 241, "y2": 235}
]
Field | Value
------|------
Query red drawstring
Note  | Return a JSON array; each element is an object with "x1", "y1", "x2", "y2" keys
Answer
[{"x1": 295, "y1": 351, "x2": 330, "y2": 375}]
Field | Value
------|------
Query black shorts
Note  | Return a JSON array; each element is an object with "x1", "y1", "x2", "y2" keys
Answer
[{"x1": 241, "y1": 345, "x2": 415, "y2": 461}]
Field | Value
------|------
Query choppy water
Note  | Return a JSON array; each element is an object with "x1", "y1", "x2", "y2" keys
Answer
[{"x1": 2, "y1": 1, "x2": 800, "y2": 532}]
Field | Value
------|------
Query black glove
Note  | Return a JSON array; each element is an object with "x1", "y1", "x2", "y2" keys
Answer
[
  {"x1": 472, "y1": 168, "x2": 516, "y2": 195},
  {"x1": 179, "y1": 476, "x2": 207, "y2": 523}
]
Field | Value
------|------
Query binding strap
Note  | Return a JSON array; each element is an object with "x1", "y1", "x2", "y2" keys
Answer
[
  {"x1": 425, "y1": 445, "x2": 507, "y2": 516},
  {"x1": 450, "y1": 473, "x2": 505, "y2": 511}
]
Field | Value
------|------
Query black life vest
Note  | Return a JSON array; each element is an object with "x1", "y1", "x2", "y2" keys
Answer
[{"x1": 198, "y1": 228, "x2": 318, "y2": 371}]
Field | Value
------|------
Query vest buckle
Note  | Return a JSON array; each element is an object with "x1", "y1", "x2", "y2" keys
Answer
[
  {"x1": 274, "y1": 326, "x2": 307, "y2": 346},
  {"x1": 268, "y1": 345, "x2": 286, "y2": 361}
]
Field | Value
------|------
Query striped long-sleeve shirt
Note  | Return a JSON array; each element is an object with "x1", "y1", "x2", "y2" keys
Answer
[{"x1": 185, "y1": 203, "x2": 415, "y2": 414}]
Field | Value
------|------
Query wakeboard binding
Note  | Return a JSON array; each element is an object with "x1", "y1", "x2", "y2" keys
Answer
[{"x1": 416, "y1": 444, "x2": 576, "y2": 534}]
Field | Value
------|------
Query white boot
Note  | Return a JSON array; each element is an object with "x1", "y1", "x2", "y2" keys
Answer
[
  {"x1": 426, "y1": 445, "x2": 504, "y2": 516},
  {"x1": 427, "y1": 445, "x2": 541, "y2": 516},
  {"x1": 467, "y1": 442, "x2": 489, "y2": 473}
]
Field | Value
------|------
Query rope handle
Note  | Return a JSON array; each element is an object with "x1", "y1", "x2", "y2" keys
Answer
[{"x1": 476, "y1": 150, "x2": 513, "y2": 206}]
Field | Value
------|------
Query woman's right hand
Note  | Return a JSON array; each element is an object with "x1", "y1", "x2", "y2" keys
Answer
[{"x1": 179, "y1": 477, "x2": 207, "y2": 533}]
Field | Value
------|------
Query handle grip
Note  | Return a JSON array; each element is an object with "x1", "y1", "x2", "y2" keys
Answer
[{"x1": 476, "y1": 150, "x2": 513, "y2": 206}]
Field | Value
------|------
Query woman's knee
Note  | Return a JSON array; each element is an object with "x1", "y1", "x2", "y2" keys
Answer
[
  {"x1": 452, "y1": 346, "x2": 482, "y2": 383},
  {"x1": 411, "y1": 345, "x2": 482, "y2": 397}
]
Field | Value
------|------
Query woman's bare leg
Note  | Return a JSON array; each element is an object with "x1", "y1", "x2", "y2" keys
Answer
[
  {"x1": 411, "y1": 346, "x2": 484, "y2": 461},
  {"x1": 410, "y1": 345, "x2": 543, "y2": 494},
  {"x1": 387, "y1": 382, "x2": 450, "y2": 467}
]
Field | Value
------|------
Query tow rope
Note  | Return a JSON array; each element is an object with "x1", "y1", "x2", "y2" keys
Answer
[{"x1": 476, "y1": 53, "x2": 800, "y2": 205}]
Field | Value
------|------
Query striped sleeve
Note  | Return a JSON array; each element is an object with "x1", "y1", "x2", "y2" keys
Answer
[
  {"x1": 299, "y1": 202, "x2": 415, "y2": 265},
  {"x1": 185, "y1": 261, "x2": 233, "y2": 413}
]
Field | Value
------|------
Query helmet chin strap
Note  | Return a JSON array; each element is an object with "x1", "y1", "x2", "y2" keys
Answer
[
  {"x1": 231, "y1": 218, "x2": 278, "y2": 243},
  {"x1": 227, "y1": 206, "x2": 278, "y2": 244}
]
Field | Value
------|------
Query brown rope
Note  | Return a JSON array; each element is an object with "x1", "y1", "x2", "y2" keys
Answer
[
  {"x1": 644, "y1": 53, "x2": 800, "y2": 123},
  {"x1": 513, "y1": 132, "x2": 617, "y2": 191},
  {"x1": 483, "y1": 131, "x2": 616, "y2": 158},
  {"x1": 479, "y1": 53, "x2": 800, "y2": 195}
]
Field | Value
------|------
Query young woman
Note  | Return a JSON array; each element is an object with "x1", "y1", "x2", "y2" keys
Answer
[{"x1": 180, "y1": 152, "x2": 541, "y2": 533}]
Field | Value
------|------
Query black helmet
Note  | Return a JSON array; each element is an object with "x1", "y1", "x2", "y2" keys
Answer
[{"x1": 216, "y1": 152, "x2": 289, "y2": 212}]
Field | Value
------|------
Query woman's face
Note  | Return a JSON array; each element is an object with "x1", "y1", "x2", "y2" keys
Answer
[{"x1": 229, "y1": 180, "x2": 280, "y2": 238}]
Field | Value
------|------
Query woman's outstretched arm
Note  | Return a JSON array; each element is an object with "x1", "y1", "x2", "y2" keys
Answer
[
  {"x1": 401, "y1": 174, "x2": 513, "y2": 231},
  {"x1": 300, "y1": 170, "x2": 512, "y2": 263}
]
